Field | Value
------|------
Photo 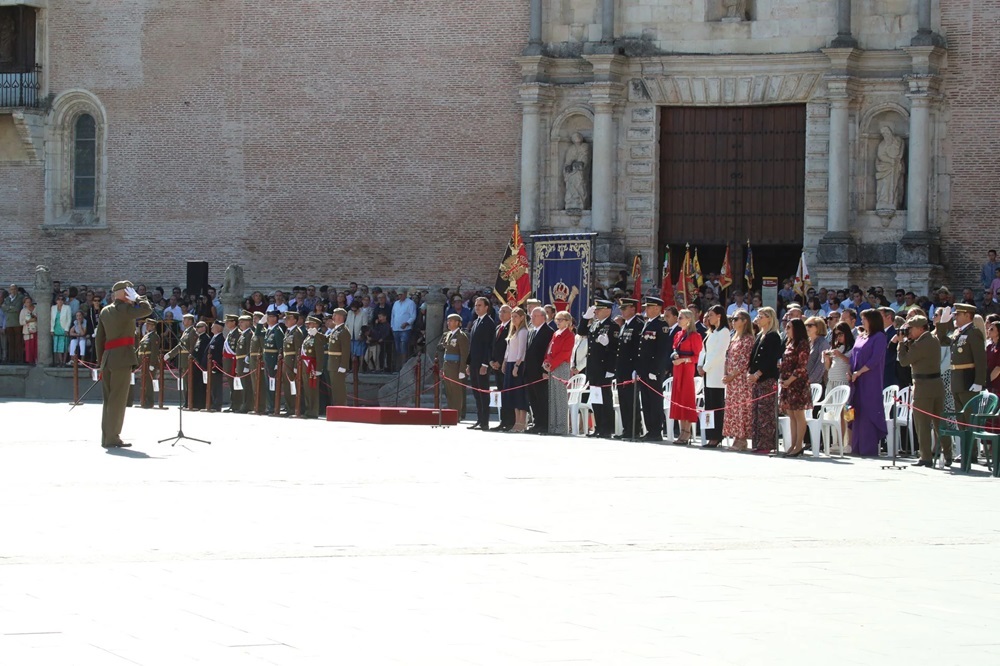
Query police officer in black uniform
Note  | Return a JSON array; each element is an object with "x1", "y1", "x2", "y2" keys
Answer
[
  {"x1": 614, "y1": 297, "x2": 643, "y2": 440},
  {"x1": 585, "y1": 299, "x2": 620, "y2": 438},
  {"x1": 636, "y1": 297, "x2": 672, "y2": 442}
]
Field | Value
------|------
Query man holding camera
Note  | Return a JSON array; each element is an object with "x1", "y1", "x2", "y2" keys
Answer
[
  {"x1": 897, "y1": 316, "x2": 946, "y2": 467},
  {"x1": 95, "y1": 280, "x2": 153, "y2": 448}
]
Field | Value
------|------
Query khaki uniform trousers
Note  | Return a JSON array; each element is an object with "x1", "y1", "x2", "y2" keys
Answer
[
  {"x1": 912, "y1": 379, "x2": 947, "y2": 462},
  {"x1": 443, "y1": 361, "x2": 466, "y2": 421}
]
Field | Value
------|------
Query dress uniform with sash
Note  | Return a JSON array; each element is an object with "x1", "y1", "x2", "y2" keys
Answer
[
  {"x1": 164, "y1": 312, "x2": 198, "y2": 407},
  {"x1": 635, "y1": 297, "x2": 672, "y2": 441},
  {"x1": 614, "y1": 298, "x2": 644, "y2": 439},
  {"x1": 585, "y1": 300, "x2": 620, "y2": 438},
  {"x1": 300, "y1": 316, "x2": 326, "y2": 419},
  {"x1": 207, "y1": 322, "x2": 225, "y2": 411},
  {"x1": 233, "y1": 314, "x2": 254, "y2": 413},
  {"x1": 136, "y1": 319, "x2": 160, "y2": 409},
  {"x1": 439, "y1": 313, "x2": 470, "y2": 420},
  {"x1": 247, "y1": 311, "x2": 265, "y2": 412},
  {"x1": 935, "y1": 303, "x2": 988, "y2": 463},
  {"x1": 281, "y1": 312, "x2": 304, "y2": 415},
  {"x1": 263, "y1": 311, "x2": 284, "y2": 413},
  {"x1": 326, "y1": 308, "x2": 352, "y2": 407},
  {"x1": 319, "y1": 313, "x2": 335, "y2": 410},
  {"x1": 897, "y1": 316, "x2": 947, "y2": 466},
  {"x1": 95, "y1": 280, "x2": 153, "y2": 447},
  {"x1": 223, "y1": 314, "x2": 242, "y2": 412}
]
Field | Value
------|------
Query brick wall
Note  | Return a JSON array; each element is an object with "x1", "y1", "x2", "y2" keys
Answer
[
  {"x1": 4, "y1": 1, "x2": 527, "y2": 291},
  {"x1": 940, "y1": 0, "x2": 1000, "y2": 291}
]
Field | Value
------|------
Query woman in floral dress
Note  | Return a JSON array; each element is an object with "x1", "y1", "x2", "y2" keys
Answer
[
  {"x1": 779, "y1": 318, "x2": 813, "y2": 456},
  {"x1": 722, "y1": 309, "x2": 754, "y2": 451}
]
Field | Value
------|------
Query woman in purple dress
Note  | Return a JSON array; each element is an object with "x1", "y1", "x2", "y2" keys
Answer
[{"x1": 849, "y1": 309, "x2": 888, "y2": 456}]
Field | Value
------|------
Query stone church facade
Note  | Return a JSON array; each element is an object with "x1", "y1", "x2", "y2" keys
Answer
[{"x1": 1, "y1": 1, "x2": 997, "y2": 294}]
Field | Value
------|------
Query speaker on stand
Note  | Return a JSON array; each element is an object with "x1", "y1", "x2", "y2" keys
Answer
[{"x1": 186, "y1": 261, "x2": 209, "y2": 298}]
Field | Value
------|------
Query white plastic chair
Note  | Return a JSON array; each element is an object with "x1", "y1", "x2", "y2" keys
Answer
[
  {"x1": 693, "y1": 376, "x2": 705, "y2": 440},
  {"x1": 611, "y1": 380, "x2": 624, "y2": 437},
  {"x1": 893, "y1": 385, "x2": 914, "y2": 456},
  {"x1": 810, "y1": 383, "x2": 823, "y2": 406},
  {"x1": 806, "y1": 385, "x2": 850, "y2": 456},
  {"x1": 882, "y1": 385, "x2": 899, "y2": 456},
  {"x1": 661, "y1": 377, "x2": 674, "y2": 444},
  {"x1": 566, "y1": 374, "x2": 590, "y2": 436}
]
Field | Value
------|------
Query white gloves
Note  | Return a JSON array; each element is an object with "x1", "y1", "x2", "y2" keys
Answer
[
  {"x1": 631, "y1": 371, "x2": 637, "y2": 380},
  {"x1": 939, "y1": 306, "x2": 953, "y2": 323},
  {"x1": 971, "y1": 384, "x2": 983, "y2": 392},
  {"x1": 598, "y1": 333, "x2": 609, "y2": 346},
  {"x1": 338, "y1": 367, "x2": 346, "y2": 374},
  {"x1": 149, "y1": 366, "x2": 155, "y2": 372},
  {"x1": 124, "y1": 287, "x2": 138, "y2": 302},
  {"x1": 648, "y1": 373, "x2": 657, "y2": 381},
  {"x1": 605, "y1": 372, "x2": 614, "y2": 378},
  {"x1": 458, "y1": 373, "x2": 466, "y2": 379},
  {"x1": 162, "y1": 353, "x2": 169, "y2": 361},
  {"x1": 583, "y1": 305, "x2": 596, "y2": 320}
]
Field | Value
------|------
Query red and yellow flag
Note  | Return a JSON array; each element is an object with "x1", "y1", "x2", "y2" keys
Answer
[
  {"x1": 719, "y1": 246, "x2": 733, "y2": 291},
  {"x1": 494, "y1": 215, "x2": 531, "y2": 307},
  {"x1": 660, "y1": 247, "x2": 675, "y2": 307}
]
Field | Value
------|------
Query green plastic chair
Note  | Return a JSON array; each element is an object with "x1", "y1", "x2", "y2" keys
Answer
[
  {"x1": 936, "y1": 392, "x2": 999, "y2": 472},
  {"x1": 968, "y1": 400, "x2": 1000, "y2": 478}
]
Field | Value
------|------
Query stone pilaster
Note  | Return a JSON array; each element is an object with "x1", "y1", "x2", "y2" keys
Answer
[
  {"x1": 34, "y1": 265, "x2": 53, "y2": 367},
  {"x1": 523, "y1": 0, "x2": 543, "y2": 56},
  {"x1": 830, "y1": 0, "x2": 857, "y2": 48},
  {"x1": 517, "y1": 82, "x2": 553, "y2": 233},
  {"x1": 583, "y1": 55, "x2": 626, "y2": 237}
]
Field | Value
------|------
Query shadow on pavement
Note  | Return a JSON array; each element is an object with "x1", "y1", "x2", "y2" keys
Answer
[{"x1": 105, "y1": 448, "x2": 160, "y2": 459}]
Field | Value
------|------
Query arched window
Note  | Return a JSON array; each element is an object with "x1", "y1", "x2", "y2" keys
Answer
[{"x1": 73, "y1": 114, "x2": 96, "y2": 209}]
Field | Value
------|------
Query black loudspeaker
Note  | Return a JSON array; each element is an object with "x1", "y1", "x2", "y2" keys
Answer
[{"x1": 186, "y1": 261, "x2": 209, "y2": 297}]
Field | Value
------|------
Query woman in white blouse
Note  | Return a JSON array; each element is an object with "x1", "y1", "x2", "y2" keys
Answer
[
  {"x1": 503, "y1": 307, "x2": 530, "y2": 432},
  {"x1": 701, "y1": 305, "x2": 730, "y2": 447}
]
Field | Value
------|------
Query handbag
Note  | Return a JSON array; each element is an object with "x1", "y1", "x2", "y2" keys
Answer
[{"x1": 843, "y1": 406, "x2": 855, "y2": 422}]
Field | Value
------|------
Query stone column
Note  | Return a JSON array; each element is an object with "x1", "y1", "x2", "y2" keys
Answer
[
  {"x1": 518, "y1": 98, "x2": 542, "y2": 233},
  {"x1": 831, "y1": 0, "x2": 857, "y2": 47},
  {"x1": 591, "y1": 101, "x2": 615, "y2": 234},
  {"x1": 524, "y1": 0, "x2": 543, "y2": 55},
  {"x1": 816, "y1": 65, "x2": 858, "y2": 269},
  {"x1": 601, "y1": 0, "x2": 615, "y2": 44},
  {"x1": 827, "y1": 95, "x2": 850, "y2": 234},
  {"x1": 34, "y1": 265, "x2": 53, "y2": 367},
  {"x1": 911, "y1": 0, "x2": 944, "y2": 46},
  {"x1": 422, "y1": 288, "x2": 447, "y2": 353},
  {"x1": 905, "y1": 92, "x2": 931, "y2": 234}
]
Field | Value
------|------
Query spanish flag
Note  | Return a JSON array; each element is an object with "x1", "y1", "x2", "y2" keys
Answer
[
  {"x1": 681, "y1": 244, "x2": 697, "y2": 306},
  {"x1": 719, "y1": 246, "x2": 733, "y2": 291},
  {"x1": 494, "y1": 215, "x2": 531, "y2": 307},
  {"x1": 794, "y1": 251, "x2": 812, "y2": 298},
  {"x1": 692, "y1": 247, "x2": 704, "y2": 288},
  {"x1": 660, "y1": 247, "x2": 675, "y2": 307}
]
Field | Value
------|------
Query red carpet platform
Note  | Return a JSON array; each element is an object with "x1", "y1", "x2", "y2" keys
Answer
[{"x1": 326, "y1": 406, "x2": 459, "y2": 426}]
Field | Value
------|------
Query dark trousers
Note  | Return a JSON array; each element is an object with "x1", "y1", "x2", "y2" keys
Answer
[
  {"x1": 639, "y1": 380, "x2": 664, "y2": 439},
  {"x1": 319, "y1": 369, "x2": 331, "y2": 411},
  {"x1": 527, "y1": 375, "x2": 549, "y2": 431},
  {"x1": 4, "y1": 326, "x2": 23, "y2": 363},
  {"x1": 210, "y1": 370, "x2": 223, "y2": 411},
  {"x1": 495, "y1": 368, "x2": 514, "y2": 427},
  {"x1": 617, "y1": 377, "x2": 638, "y2": 438},
  {"x1": 470, "y1": 368, "x2": 491, "y2": 425},
  {"x1": 263, "y1": 357, "x2": 278, "y2": 413},
  {"x1": 703, "y1": 386, "x2": 725, "y2": 440}
]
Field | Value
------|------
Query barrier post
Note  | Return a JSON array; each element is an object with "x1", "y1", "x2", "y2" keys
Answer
[
  {"x1": 71, "y1": 356, "x2": 80, "y2": 405},
  {"x1": 352, "y1": 356, "x2": 360, "y2": 406},
  {"x1": 187, "y1": 361, "x2": 194, "y2": 410},
  {"x1": 140, "y1": 360, "x2": 147, "y2": 408},
  {"x1": 255, "y1": 356, "x2": 263, "y2": 414},
  {"x1": 274, "y1": 355, "x2": 283, "y2": 416},
  {"x1": 158, "y1": 356, "x2": 165, "y2": 409},
  {"x1": 414, "y1": 357, "x2": 422, "y2": 408},
  {"x1": 205, "y1": 361, "x2": 212, "y2": 411},
  {"x1": 433, "y1": 360, "x2": 440, "y2": 410},
  {"x1": 295, "y1": 358, "x2": 302, "y2": 418}
]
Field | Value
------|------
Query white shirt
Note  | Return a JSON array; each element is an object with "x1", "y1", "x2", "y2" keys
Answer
[
  {"x1": 391, "y1": 298, "x2": 417, "y2": 332},
  {"x1": 164, "y1": 305, "x2": 183, "y2": 321},
  {"x1": 268, "y1": 303, "x2": 289, "y2": 314},
  {"x1": 702, "y1": 327, "x2": 730, "y2": 389}
]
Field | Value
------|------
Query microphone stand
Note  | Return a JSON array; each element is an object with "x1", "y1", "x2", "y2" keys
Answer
[{"x1": 159, "y1": 361, "x2": 211, "y2": 447}]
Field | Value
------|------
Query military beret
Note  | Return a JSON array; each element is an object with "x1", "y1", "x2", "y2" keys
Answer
[
  {"x1": 306, "y1": 316, "x2": 322, "y2": 326},
  {"x1": 111, "y1": 280, "x2": 133, "y2": 292},
  {"x1": 224, "y1": 314, "x2": 238, "y2": 322},
  {"x1": 954, "y1": 303, "x2": 977, "y2": 314},
  {"x1": 182, "y1": 312, "x2": 196, "y2": 320},
  {"x1": 447, "y1": 313, "x2": 463, "y2": 322},
  {"x1": 593, "y1": 299, "x2": 614, "y2": 309},
  {"x1": 642, "y1": 297, "x2": 664, "y2": 308},
  {"x1": 618, "y1": 298, "x2": 639, "y2": 307},
  {"x1": 333, "y1": 307, "x2": 348, "y2": 317}
]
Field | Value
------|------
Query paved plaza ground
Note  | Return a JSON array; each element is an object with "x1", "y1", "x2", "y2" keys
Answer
[{"x1": 0, "y1": 400, "x2": 998, "y2": 665}]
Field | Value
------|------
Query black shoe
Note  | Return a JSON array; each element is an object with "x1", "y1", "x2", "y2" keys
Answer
[
  {"x1": 586, "y1": 432, "x2": 600, "y2": 438},
  {"x1": 101, "y1": 442, "x2": 115, "y2": 449},
  {"x1": 643, "y1": 434, "x2": 662, "y2": 442},
  {"x1": 490, "y1": 425, "x2": 509, "y2": 432},
  {"x1": 911, "y1": 459, "x2": 932, "y2": 467},
  {"x1": 112, "y1": 440, "x2": 131, "y2": 448},
  {"x1": 944, "y1": 456, "x2": 953, "y2": 467},
  {"x1": 466, "y1": 423, "x2": 481, "y2": 430}
]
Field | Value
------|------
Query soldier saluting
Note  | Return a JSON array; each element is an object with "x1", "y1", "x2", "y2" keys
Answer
[
  {"x1": 95, "y1": 280, "x2": 152, "y2": 448},
  {"x1": 585, "y1": 299, "x2": 619, "y2": 438}
]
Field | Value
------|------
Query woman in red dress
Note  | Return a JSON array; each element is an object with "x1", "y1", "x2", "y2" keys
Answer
[{"x1": 670, "y1": 309, "x2": 704, "y2": 444}]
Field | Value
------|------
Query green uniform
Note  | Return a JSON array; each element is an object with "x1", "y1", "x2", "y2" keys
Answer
[
  {"x1": 300, "y1": 331, "x2": 325, "y2": 418},
  {"x1": 936, "y1": 319, "x2": 988, "y2": 424},
  {"x1": 248, "y1": 323, "x2": 265, "y2": 413},
  {"x1": 234, "y1": 328, "x2": 253, "y2": 413},
  {"x1": 165, "y1": 324, "x2": 198, "y2": 406},
  {"x1": 136, "y1": 329, "x2": 160, "y2": 409},
  {"x1": 282, "y1": 325, "x2": 305, "y2": 415},
  {"x1": 439, "y1": 328, "x2": 470, "y2": 420},
  {"x1": 325, "y1": 324, "x2": 352, "y2": 406},
  {"x1": 225, "y1": 326, "x2": 243, "y2": 412},
  {"x1": 263, "y1": 324, "x2": 284, "y2": 413},
  {"x1": 898, "y1": 330, "x2": 947, "y2": 463},
  {"x1": 95, "y1": 297, "x2": 153, "y2": 446}
]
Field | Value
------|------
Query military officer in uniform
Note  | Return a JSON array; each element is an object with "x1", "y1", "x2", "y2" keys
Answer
[
  {"x1": 191, "y1": 321, "x2": 211, "y2": 409},
  {"x1": 319, "y1": 313, "x2": 336, "y2": 409},
  {"x1": 897, "y1": 315, "x2": 947, "y2": 467},
  {"x1": 95, "y1": 280, "x2": 153, "y2": 447},
  {"x1": 934, "y1": 302, "x2": 988, "y2": 465},
  {"x1": 439, "y1": 313, "x2": 470, "y2": 420},
  {"x1": 136, "y1": 318, "x2": 160, "y2": 409},
  {"x1": 263, "y1": 310, "x2": 284, "y2": 414},
  {"x1": 614, "y1": 298, "x2": 643, "y2": 440},
  {"x1": 636, "y1": 297, "x2": 672, "y2": 442},
  {"x1": 232, "y1": 313, "x2": 253, "y2": 413},
  {"x1": 247, "y1": 310, "x2": 266, "y2": 412},
  {"x1": 223, "y1": 313, "x2": 242, "y2": 412},
  {"x1": 326, "y1": 308, "x2": 352, "y2": 406},
  {"x1": 281, "y1": 311, "x2": 304, "y2": 416},
  {"x1": 300, "y1": 315, "x2": 325, "y2": 418},
  {"x1": 164, "y1": 312, "x2": 198, "y2": 408},
  {"x1": 585, "y1": 300, "x2": 620, "y2": 438},
  {"x1": 207, "y1": 321, "x2": 225, "y2": 411}
]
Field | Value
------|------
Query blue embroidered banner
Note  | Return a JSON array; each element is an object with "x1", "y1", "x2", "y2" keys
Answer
[{"x1": 530, "y1": 233, "x2": 595, "y2": 325}]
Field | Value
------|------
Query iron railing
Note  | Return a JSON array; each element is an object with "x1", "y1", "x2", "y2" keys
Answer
[{"x1": 0, "y1": 65, "x2": 42, "y2": 108}]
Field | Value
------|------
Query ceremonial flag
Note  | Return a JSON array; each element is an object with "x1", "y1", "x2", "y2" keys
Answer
[
  {"x1": 681, "y1": 244, "x2": 697, "y2": 306},
  {"x1": 794, "y1": 251, "x2": 812, "y2": 298},
  {"x1": 660, "y1": 247, "x2": 675, "y2": 307},
  {"x1": 692, "y1": 248, "x2": 704, "y2": 288},
  {"x1": 631, "y1": 254, "x2": 642, "y2": 301},
  {"x1": 719, "y1": 246, "x2": 733, "y2": 291},
  {"x1": 744, "y1": 240, "x2": 755, "y2": 291},
  {"x1": 494, "y1": 215, "x2": 531, "y2": 307}
]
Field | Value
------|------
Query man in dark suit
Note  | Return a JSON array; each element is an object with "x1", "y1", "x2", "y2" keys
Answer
[
  {"x1": 191, "y1": 321, "x2": 211, "y2": 410},
  {"x1": 524, "y1": 307, "x2": 554, "y2": 434},
  {"x1": 662, "y1": 306, "x2": 679, "y2": 380},
  {"x1": 466, "y1": 297, "x2": 497, "y2": 429},
  {"x1": 879, "y1": 307, "x2": 898, "y2": 388},
  {"x1": 614, "y1": 298, "x2": 643, "y2": 439},
  {"x1": 636, "y1": 297, "x2": 673, "y2": 442},
  {"x1": 208, "y1": 321, "x2": 225, "y2": 411},
  {"x1": 490, "y1": 305, "x2": 514, "y2": 431},
  {"x1": 586, "y1": 300, "x2": 620, "y2": 438}
]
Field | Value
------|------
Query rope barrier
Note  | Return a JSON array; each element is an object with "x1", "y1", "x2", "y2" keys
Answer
[{"x1": 895, "y1": 396, "x2": 1000, "y2": 432}]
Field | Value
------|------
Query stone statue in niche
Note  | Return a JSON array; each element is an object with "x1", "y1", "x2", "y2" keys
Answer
[
  {"x1": 722, "y1": 0, "x2": 747, "y2": 21},
  {"x1": 563, "y1": 132, "x2": 590, "y2": 211},
  {"x1": 875, "y1": 125, "x2": 905, "y2": 211}
]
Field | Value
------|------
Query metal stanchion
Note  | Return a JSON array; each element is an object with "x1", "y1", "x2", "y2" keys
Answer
[
  {"x1": 273, "y1": 355, "x2": 284, "y2": 417},
  {"x1": 352, "y1": 357, "x2": 360, "y2": 406},
  {"x1": 187, "y1": 362, "x2": 194, "y2": 410},
  {"x1": 433, "y1": 360, "x2": 440, "y2": 410},
  {"x1": 140, "y1": 360, "x2": 147, "y2": 408},
  {"x1": 255, "y1": 356, "x2": 263, "y2": 414},
  {"x1": 205, "y1": 361, "x2": 212, "y2": 411},
  {"x1": 70, "y1": 356, "x2": 80, "y2": 405},
  {"x1": 414, "y1": 357, "x2": 422, "y2": 408},
  {"x1": 295, "y1": 358, "x2": 302, "y2": 418},
  {"x1": 158, "y1": 356, "x2": 166, "y2": 409}
]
